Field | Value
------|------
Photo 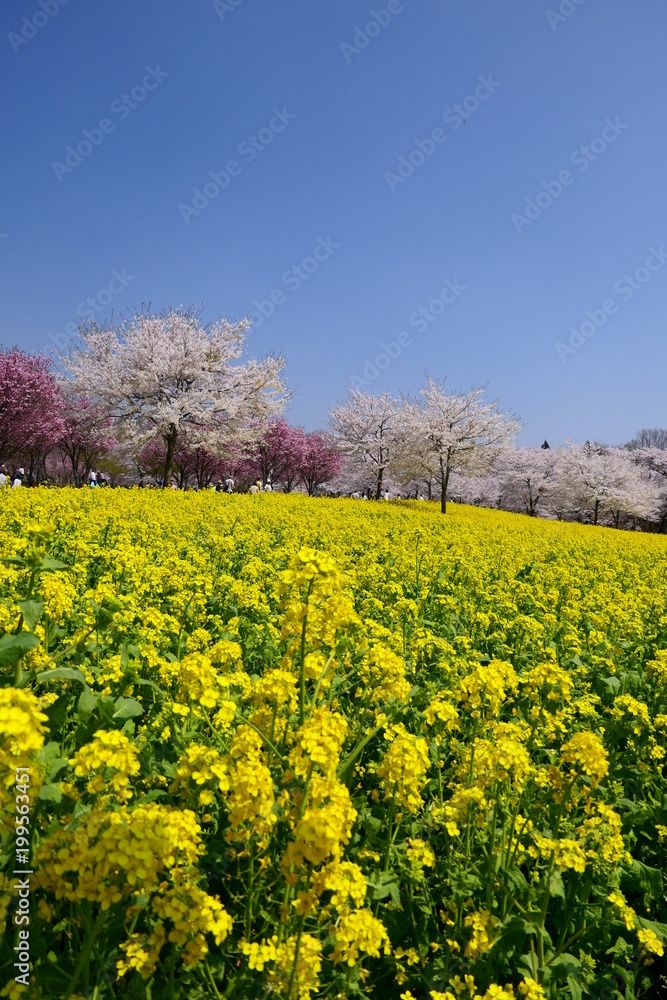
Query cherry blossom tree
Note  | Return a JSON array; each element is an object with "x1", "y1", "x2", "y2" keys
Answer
[
  {"x1": 0, "y1": 348, "x2": 65, "y2": 481},
  {"x1": 298, "y1": 433, "x2": 344, "y2": 496},
  {"x1": 253, "y1": 418, "x2": 307, "y2": 491},
  {"x1": 329, "y1": 389, "x2": 399, "y2": 499},
  {"x1": 448, "y1": 471, "x2": 501, "y2": 509},
  {"x1": 56, "y1": 395, "x2": 115, "y2": 485},
  {"x1": 495, "y1": 447, "x2": 558, "y2": 517},
  {"x1": 394, "y1": 377, "x2": 521, "y2": 513},
  {"x1": 63, "y1": 306, "x2": 288, "y2": 486},
  {"x1": 563, "y1": 442, "x2": 662, "y2": 526}
]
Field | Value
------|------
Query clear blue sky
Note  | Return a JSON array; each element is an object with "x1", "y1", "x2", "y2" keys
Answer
[{"x1": 1, "y1": 0, "x2": 665, "y2": 445}]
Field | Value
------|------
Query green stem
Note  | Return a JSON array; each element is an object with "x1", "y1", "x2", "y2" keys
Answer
[
  {"x1": 310, "y1": 651, "x2": 335, "y2": 706},
  {"x1": 204, "y1": 960, "x2": 223, "y2": 999},
  {"x1": 63, "y1": 912, "x2": 105, "y2": 1000},
  {"x1": 383, "y1": 797, "x2": 396, "y2": 873},
  {"x1": 298, "y1": 584, "x2": 313, "y2": 727},
  {"x1": 246, "y1": 841, "x2": 255, "y2": 937},
  {"x1": 337, "y1": 719, "x2": 388, "y2": 784},
  {"x1": 286, "y1": 916, "x2": 305, "y2": 1000}
]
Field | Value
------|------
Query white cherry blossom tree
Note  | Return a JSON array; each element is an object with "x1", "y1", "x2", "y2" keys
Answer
[
  {"x1": 563, "y1": 442, "x2": 662, "y2": 526},
  {"x1": 64, "y1": 306, "x2": 288, "y2": 485},
  {"x1": 329, "y1": 389, "x2": 400, "y2": 499},
  {"x1": 495, "y1": 447, "x2": 558, "y2": 517},
  {"x1": 393, "y1": 377, "x2": 521, "y2": 513}
]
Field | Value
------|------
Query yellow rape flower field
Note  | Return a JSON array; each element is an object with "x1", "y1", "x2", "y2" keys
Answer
[{"x1": 1, "y1": 490, "x2": 667, "y2": 1000}]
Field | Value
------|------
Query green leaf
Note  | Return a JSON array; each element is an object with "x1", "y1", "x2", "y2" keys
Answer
[
  {"x1": 552, "y1": 953, "x2": 581, "y2": 978},
  {"x1": 496, "y1": 916, "x2": 528, "y2": 952},
  {"x1": 0, "y1": 631, "x2": 40, "y2": 667},
  {"x1": 623, "y1": 859, "x2": 663, "y2": 898},
  {"x1": 1, "y1": 556, "x2": 28, "y2": 567},
  {"x1": 113, "y1": 696, "x2": 143, "y2": 720},
  {"x1": 135, "y1": 790, "x2": 167, "y2": 805},
  {"x1": 517, "y1": 954, "x2": 538, "y2": 981},
  {"x1": 19, "y1": 599, "x2": 44, "y2": 632},
  {"x1": 38, "y1": 783, "x2": 63, "y2": 804},
  {"x1": 369, "y1": 873, "x2": 401, "y2": 907},
  {"x1": 566, "y1": 976, "x2": 582, "y2": 1000},
  {"x1": 99, "y1": 697, "x2": 116, "y2": 723},
  {"x1": 39, "y1": 556, "x2": 69, "y2": 572},
  {"x1": 37, "y1": 667, "x2": 88, "y2": 686},
  {"x1": 549, "y1": 870, "x2": 565, "y2": 899},
  {"x1": 47, "y1": 759, "x2": 69, "y2": 782},
  {"x1": 77, "y1": 689, "x2": 98, "y2": 723},
  {"x1": 37, "y1": 741, "x2": 61, "y2": 763},
  {"x1": 136, "y1": 677, "x2": 165, "y2": 696}
]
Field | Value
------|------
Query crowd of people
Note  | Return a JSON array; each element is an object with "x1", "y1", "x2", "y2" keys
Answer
[
  {"x1": 0, "y1": 463, "x2": 420, "y2": 500},
  {"x1": 0, "y1": 464, "x2": 27, "y2": 489}
]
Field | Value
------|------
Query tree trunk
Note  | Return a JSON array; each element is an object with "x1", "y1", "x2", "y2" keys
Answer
[
  {"x1": 375, "y1": 465, "x2": 384, "y2": 500},
  {"x1": 163, "y1": 425, "x2": 179, "y2": 487},
  {"x1": 593, "y1": 498, "x2": 600, "y2": 526},
  {"x1": 440, "y1": 464, "x2": 451, "y2": 514}
]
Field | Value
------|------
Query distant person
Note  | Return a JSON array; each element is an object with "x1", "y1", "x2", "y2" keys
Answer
[
  {"x1": 264, "y1": 479, "x2": 272, "y2": 493},
  {"x1": 12, "y1": 467, "x2": 25, "y2": 488},
  {"x1": 0, "y1": 465, "x2": 9, "y2": 487},
  {"x1": 169, "y1": 480, "x2": 178, "y2": 490},
  {"x1": 250, "y1": 480, "x2": 261, "y2": 494},
  {"x1": 225, "y1": 476, "x2": 235, "y2": 493}
]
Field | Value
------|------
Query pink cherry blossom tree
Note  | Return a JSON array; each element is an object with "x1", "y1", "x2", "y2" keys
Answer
[
  {"x1": 56, "y1": 394, "x2": 115, "y2": 485},
  {"x1": 0, "y1": 347, "x2": 65, "y2": 481},
  {"x1": 298, "y1": 432, "x2": 344, "y2": 496},
  {"x1": 253, "y1": 418, "x2": 307, "y2": 491}
]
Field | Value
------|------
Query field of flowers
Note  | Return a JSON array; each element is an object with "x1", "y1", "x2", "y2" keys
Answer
[{"x1": 1, "y1": 490, "x2": 666, "y2": 1000}]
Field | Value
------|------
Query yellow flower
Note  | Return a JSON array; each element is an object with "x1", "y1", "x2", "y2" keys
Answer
[{"x1": 636, "y1": 927, "x2": 664, "y2": 957}]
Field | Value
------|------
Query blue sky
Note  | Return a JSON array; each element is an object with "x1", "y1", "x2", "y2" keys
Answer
[{"x1": 1, "y1": 0, "x2": 666, "y2": 445}]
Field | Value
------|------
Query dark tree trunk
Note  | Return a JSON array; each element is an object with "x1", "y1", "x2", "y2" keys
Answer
[
  {"x1": 163, "y1": 425, "x2": 179, "y2": 487},
  {"x1": 593, "y1": 498, "x2": 600, "y2": 526},
  {"x1": 376, "y1": 465, "x2": 384, "y2": 500},
  {"x1": 440, "y1": 463, "x2": 451, "y2": 514}
]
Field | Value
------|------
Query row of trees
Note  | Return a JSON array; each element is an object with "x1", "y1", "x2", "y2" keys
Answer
[
  {"x1": 1, "y1": 306, "x2": 665, "y2": 528},
  {"x1": 0, "y1": 346, "x2": 343, "y2": 494},
  {"x1": 329, "y1": 387, "x2": 667, "y2": 528}
]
